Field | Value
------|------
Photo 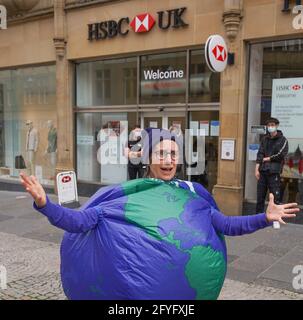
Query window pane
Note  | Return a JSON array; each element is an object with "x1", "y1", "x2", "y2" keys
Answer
[
  {"x1": 140, "y1": 51, "x2": 186, "y2": 104},
  {"x1": 189, "y1": 49, "x2": 220, "y2": 103},
  {"x1": 76, "y1": 57, "x2": 137, "y2": 107},
  {"x1": 0, "y1": 66, "x2": 57, "y2": 186},
  {"x1": 77, "y1": 112, "x2": 137, "y2": 184},
  {"x1": 246, "y1": 39, "x2": 303, "y2": 207}
]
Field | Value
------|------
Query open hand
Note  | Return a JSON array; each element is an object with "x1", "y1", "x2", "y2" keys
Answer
[
  {"x1": 266, "y1": 193, "x2": 300, "y2": 225},
  {"x1": 20, "y1": 172, "x2": 47, "y2": 208}
]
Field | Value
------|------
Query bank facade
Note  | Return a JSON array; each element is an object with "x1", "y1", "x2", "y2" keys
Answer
[{"x1": 0, "y1": 0, "x2": 302, "y2": 215}]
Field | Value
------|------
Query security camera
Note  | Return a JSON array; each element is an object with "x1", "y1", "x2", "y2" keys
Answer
[{"x1": 158, "y1": 106, "x2": 164, "y2": 112}]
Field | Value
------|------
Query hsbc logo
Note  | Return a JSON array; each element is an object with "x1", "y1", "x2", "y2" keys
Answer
[
  {"x1": 88, "y1": 7, "x2": 188, "y2": 41},
  {"x1": 130, "y1": 14, "x2": 155, "y2": 33},
  {"x1": 292, "y1": 84, "x2": 301, "y2": 90},
  {"x1": 276, "y1": 84, "x2": 303, "y2": 91},
  {"x1": 205, "y1": 35, "x2": 228, "y2": 73},
  {"x1": 62, "y1": 176, "x2": 72, "y2": 183},
  {"x1": 212, "y1": 45, "x2": 227, "y2": 62}
]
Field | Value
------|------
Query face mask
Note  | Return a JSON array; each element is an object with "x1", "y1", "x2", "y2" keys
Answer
[{"x1": 267, "y1": 126, "x2": 277, "y2": 133}]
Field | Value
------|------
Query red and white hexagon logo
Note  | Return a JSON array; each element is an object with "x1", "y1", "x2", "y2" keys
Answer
[
  {"x1": 62, "y1": 176, "x2": 71, "y2": 183},
  {"x1": 292, "y1": 84, "x2": 301, "y2": 91},
  {"x1": 130, "y1": 13, "x2": 155, "y2": 33},
  {"x1": 212, "y1": 45, "x2": 227, "y2": 62},
  {"x1": 205, "y1": 35, "x2": 228, "y2": 73}
]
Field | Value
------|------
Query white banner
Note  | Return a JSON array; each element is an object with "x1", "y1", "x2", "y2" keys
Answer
[{"x1": 272, "y1": 78, "x2": 303, "y2": 139}]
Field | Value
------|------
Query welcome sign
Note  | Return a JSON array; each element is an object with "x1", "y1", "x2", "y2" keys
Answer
[
  {"x1": 141, "y1": 67, "x2": 186, "y2": 96},
  {"x1": 271, "y1": 77, "x2": 303, "y2": 139},
  {"x1": 143, "y1": 69, "x2": 184, "y2": 80}
]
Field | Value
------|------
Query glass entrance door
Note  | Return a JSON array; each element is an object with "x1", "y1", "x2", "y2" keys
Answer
[
  {"x1": 140, "y1": 111, "x2": 219, "y2": 192},
  {"x1": 141, "y1": 112, "x2": 186, "y2": 179},
  {"x1": 141, "y1": 112, "x2": 185, "y2": 131}
]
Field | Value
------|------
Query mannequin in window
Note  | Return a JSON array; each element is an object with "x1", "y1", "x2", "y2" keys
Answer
[
  {"x1": 45, "y1": 120, "x2": 57, "y2": 179},
  {"x1": 25, "y1": 120, "x2": 39, "y2": 175}
]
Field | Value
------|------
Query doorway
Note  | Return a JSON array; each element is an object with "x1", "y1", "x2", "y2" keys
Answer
[
  {"x1": 141, "y1": 112, "x2": 186, "y2": 131},
  {"x1": 140, "y1": 110, "x2": 219, "y2": 192}
]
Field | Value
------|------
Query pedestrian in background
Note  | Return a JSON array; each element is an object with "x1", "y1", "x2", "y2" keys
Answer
[{"x1": 255, "y1": 117, "x2": 288, "y2": 213}]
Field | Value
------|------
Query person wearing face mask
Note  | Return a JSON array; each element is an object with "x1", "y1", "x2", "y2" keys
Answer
[{"x1": 255, "y1": 117, "x2": 289, "y2": 214}]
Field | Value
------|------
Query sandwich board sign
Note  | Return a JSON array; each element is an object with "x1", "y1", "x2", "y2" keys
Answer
[{"x1": 57, "y1": 171, "x2": 79, "y2": 207}]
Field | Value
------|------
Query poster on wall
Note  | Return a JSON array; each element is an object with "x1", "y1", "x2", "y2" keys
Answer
[
  {"x1": 221, "y1": 139, "x2": 235, "y2": 160},
  {"x1": 271, "y1": 78, "x2": 303, "y2": 139}
]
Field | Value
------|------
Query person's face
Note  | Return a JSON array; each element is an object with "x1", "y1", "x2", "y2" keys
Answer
[
  {"x1": 267, "y1": 122, "x2": 278, "y2": 133},
  {"x1": 149, "y1": 140, "x2": 179, "y2": 181}
]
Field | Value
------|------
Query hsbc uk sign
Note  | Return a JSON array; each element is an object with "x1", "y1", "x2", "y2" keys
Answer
[{"x1": 88, "y1": 7, "x2": 188, "y2": 41}]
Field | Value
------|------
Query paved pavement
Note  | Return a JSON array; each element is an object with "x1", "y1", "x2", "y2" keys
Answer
[{"x1": 0, "y1": 190, "x2": 303, "y2": 300}]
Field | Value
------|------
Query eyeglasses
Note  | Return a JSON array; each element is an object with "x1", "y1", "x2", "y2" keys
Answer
[{"x1": 154, "y1": 150, "x2": 179, "y2": 160}]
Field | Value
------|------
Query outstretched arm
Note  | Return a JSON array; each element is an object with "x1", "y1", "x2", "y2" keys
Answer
[
  {"x1": 211, "y1": 193, "x2": 299, "y2": 236},
  {"x1": 20, "y1": 172, "x2": 101, "y2": 233}
]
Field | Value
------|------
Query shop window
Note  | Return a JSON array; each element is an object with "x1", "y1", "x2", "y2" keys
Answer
[
  {"x1": 76, "y1": 57, "x2": 137, "y2": 107},
  {"x1": 76, "y1": 112, "x2": 137, "y2": 184},
  {"x1": 246, "y1": 39, "x2": 303, "y2": 207},
  {"x1": 0, "y1": 66, "x2": 57, "y2": 185}
]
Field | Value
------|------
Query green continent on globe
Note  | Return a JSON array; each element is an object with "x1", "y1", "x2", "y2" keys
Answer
[{"x1": 122, "y1": 179, "x2": 226, "y2": 300}]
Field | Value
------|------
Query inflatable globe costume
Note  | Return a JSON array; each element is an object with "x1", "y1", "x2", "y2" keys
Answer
[{"x1": 33, "y1": 128, "x2": 272, "y2": 300}]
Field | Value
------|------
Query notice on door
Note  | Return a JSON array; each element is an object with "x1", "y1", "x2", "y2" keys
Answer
[
  {"x1": 199, "y1": 121, "x2": 209, "y2": 136},
  {"x1": 210, "y1": 120, "x2": 220, "y2": 137},
  {"x1": 271, "y1": 78, "x2": 303, "y2": 139}
]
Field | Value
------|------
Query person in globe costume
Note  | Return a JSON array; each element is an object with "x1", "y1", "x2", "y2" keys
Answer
[{"x1": 19, "y1": 128, "x2": 299, "y2": 300}]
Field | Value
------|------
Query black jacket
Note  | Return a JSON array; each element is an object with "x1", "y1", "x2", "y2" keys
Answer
[{"x1": 256, "y1": 130, "x2": 288, "y2": 174}]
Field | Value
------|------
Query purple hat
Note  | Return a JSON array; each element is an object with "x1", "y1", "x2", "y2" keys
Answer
[{"x1": 141, "y1": 128, "x2": 183, "y2": 164}]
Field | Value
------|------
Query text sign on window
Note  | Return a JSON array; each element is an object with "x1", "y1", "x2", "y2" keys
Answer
[
  {"x1": 141, "y1": 68, "x2": 186, "y2": 96},
  {"x1": 271, "y1": 78, "x2": 303, "y2": 139}
]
